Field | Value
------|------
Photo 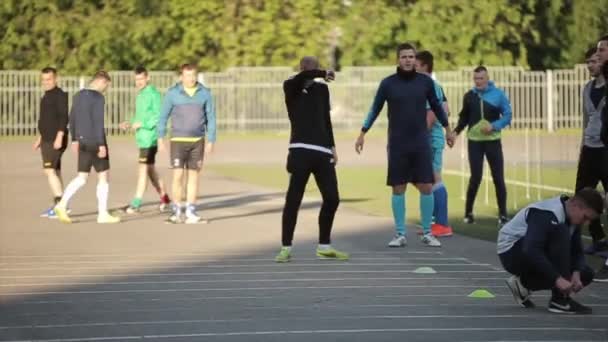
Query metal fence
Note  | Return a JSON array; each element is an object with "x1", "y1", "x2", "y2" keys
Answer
[{"x1": 0, "y1": 65, "x2": 590, "y2": 136}]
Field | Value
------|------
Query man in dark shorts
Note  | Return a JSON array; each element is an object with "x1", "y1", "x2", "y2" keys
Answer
[
  {"x1": 33, "y1": 67, "x2": 68, "y2": 218},
  {"x1": 157, "y1": 63, "x2": 216, "y2": 224},
  {"x1": 53, "y1": 71, "x2": 120, "y2": 224},
  {"x1": 120, "y1": 66, "x2": 170, "y2": 214},
  {"x1": 355, "y1": 43, "x2": 453, "y2": 248}
]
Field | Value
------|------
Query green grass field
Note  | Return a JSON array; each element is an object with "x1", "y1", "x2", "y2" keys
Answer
[{"x1": 209, "y1": 163, "x2": 595, "y2": 242}]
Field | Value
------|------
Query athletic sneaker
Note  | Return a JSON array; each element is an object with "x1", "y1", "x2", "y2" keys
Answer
[
  {"x1": 421, "y1": 233, "x2": 441, "y2": 247},
  {"x1": 584, "y1": 240, "x2": 608, "y2": 255},
  {"x1": 505, "y1": 276, "x2": 535, "y2": 308},
  {"x1": 595, "y1": 265, "x2": 608, "y2": 283},
  {"x1": 431, "y1": 224, "x2": 453, "y2": 237},
  {"x1": 316, "y1": 247, "x2": 349, "y2": 260},
  {"x1": 53, "y1": 206, "x2": 72, "y2": 224},
  {"x1": 41, "y1": 207, "x2": 57, "y2": 219},
  {"x1": 185, "y1": 205, "x2": 208, "y2": 224},
  {"x1": 463, "y1": 213, "x2": 475, "y2": 224},
  {"x1": 548, "y1": 296, "x2": 592, "y2": 314},
  {"x1": 388, "y1": 235, "x2": 407, "y2": 247},
  {"x1": 167, "y1": 204, "x2": 183, "y2": 224},
  {"x1": 97, "y1": 212, "x2": 121, "y2": 224},
  {"x1": 275, "y1": 247, "x2": 292, "y2": 263},
  {"x1": 124, "y1": 205, "x2": 140, "y2": 214},
  {"x1": 159, "y1": 194, "x2": 171, "y2": 212},
  {"x1": 498, "y1": 215, "x2": 509, "y2": 227}
]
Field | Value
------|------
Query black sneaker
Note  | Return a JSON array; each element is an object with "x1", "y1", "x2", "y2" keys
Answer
[
  {"x1": 498, "y1": 216, "x2": 509, "y2": 227},
  {"x1": 595, "y1": 265, "x2": 608, "y2": 283},
  {"x1": 505, "y1": 276, "x2": 535, "y2": 308},
  {"x1": 463, "y1": 214, "x2": 475, "y2": 224},
  {"x1": 548, "y1": 296, "x2": 592, "y2": 314}
]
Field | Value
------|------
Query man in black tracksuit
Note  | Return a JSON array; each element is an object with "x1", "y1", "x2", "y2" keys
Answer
[
  {"x1": 275, "y1": 56, "x2": 348, "y2": 263},
  {"x1": 34, "y1": 67, "x2": 69, "y2": 218}
]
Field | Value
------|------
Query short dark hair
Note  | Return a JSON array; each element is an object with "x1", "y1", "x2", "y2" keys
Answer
[
  {"x1": 574, "y1": 187, "x2": 605, "y2": 215},
  {"x1": 416, "y1": 50, "x2": 434, "y2": 73},
  {"x1": 134, "y1": 66, "x2": 148, "y2": 75},
  {"x1": 396, "y1": 43, "x2": 416, "y2": 57},
  {"x1": 599, "y1": 35, "x2": 608, "y2": 43},
  {"x1": 585, "y1": 47, "x2": 597, "y2": 60},
  {"x1": 474, "y1": 66, "x2": 488, "y2": 73},
  {"x1": 602, "y1": 60, "x2": 608, "y2": 80},
  {"x1": 41, "y1": 67, "x2": 57, "y2": 75},
  {"x1": 180, "y1": 63, "x2": 197, "y2": 73},
  {"x1": 93, "y1": 70, "x2": 111, "y2": 82}
]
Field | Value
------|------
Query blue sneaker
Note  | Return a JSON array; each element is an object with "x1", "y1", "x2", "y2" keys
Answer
[{"x1": 40, "y1": 208, "x2": 57, "y2": 219}]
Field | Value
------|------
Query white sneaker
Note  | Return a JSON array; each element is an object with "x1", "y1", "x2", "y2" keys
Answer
[
  {"x1": 388, "y1": 235, "x2": 407, "y2": 247},
  {"x1": 421, "y1": 233, "x2": 441, "y2": 247},
  {"x1": 185, "y1": 205, "x2": 208, "y2": 224},
  {"x1": 97, "y1": 212, "x2": 121, "y2": 224}
]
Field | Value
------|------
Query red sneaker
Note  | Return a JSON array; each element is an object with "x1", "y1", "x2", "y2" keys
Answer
[{"x1": 431, "y1": 223, "x2": 453, "y2": 237}]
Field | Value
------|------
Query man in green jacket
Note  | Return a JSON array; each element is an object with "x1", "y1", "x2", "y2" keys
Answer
[{"x1": 120, "y1": 66, "x2": 170, "y2": 213}]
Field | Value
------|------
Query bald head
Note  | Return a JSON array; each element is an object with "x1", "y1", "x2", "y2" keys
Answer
[{"x1": 300, "y1": 56, "x2": 319, "y2": 71}]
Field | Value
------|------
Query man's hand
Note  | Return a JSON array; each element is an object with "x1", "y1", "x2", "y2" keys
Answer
[
  {"x1": 157, "y1": 138, "x2": 166, "y2": 153},
  {"x1": 325, "y1": 70, "x2": 335, "y2": 82},
  {"x1": 98, "y1": 145, "x2": 107, "y2": 159},
  {"x1": 53, "y1": 134, "x2": 63, "y2": 150},
  {"x1": 571, "y1": 271, "x2": 584, "y2": 293},
  {"x1": 205, "y1": 142, "x2": 214, "y2": 154},
  {"x1": 555, "y1": 276, "x2": 573, "y2": 295},
  {"x1": 331, "y1": 147, "x2": 338, "y2": 166},
  {"x1": 71, "y1": 141, "x2": 79, "y2": 154},
  {"x1": 481, "y1": 123, "x2": 494, "y2": 135},
  {"x1": 426, "y1": 110, "x2": 436, "y2": 130},
  {"x1": 355, "y1": 132, "x2": 365, "y2": 154},
  {"x1": 444, "y1": 126, "x2": 455, "y2": 148},
  {"x1": 33, "y1": 136, "x2": 41, "y2": 151},
  {"x1": 131, "y1": 122, "x2": 142, "y2": 130},
  {"x1": 119, "y1": 121, "x2": 131, "y2": 131}
]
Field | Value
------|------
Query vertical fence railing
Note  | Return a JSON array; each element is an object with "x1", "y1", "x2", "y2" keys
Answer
[{"x1": 0, "y1": 65, "x2": 591, "y2": 136}]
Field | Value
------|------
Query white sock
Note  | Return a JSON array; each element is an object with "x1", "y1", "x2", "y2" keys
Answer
[
  {"x1": 282, "y1": 246, "x2": 292, "y2": 251},
  {"x1": 60, "y1": 177, "x2": 86, "y2": 207},
  {"x1": 318, "y1": 244, "x2": 331, "y2": 250},
  {"x1": 96, "y1": 183, "x2": 109, "y2": 215},
  {"x1": 605, "y1": 258, "x2": 608, "y2": 267}
]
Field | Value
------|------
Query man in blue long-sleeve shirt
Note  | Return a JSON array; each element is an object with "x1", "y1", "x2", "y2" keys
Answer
[
  {"x1": 497, "y1": 188, "x2": 603, "y2": 314},
  {"x1": 355, "y1": 43, "x2": 454, "y2": 248},
  {"x1": 54, "y1": 71, "x2": 120, "y2": 224}
]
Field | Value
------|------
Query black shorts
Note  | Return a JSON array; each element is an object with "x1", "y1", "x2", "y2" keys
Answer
[
  {"x1": 138, "y1": 146, "x2": 158, "y2": 165},
  {"x1": 78, "y1": 143, "x2": 110, "y2": 173},
  {"x1": 387, "y1": 145, "x2": 434, "y2": 186},
  {"x1": 41, "y1": 141, "x2": 65, "y2": 170},
  {"x1": 170, "y1": 140, "x2": 205, "y2": 170}
]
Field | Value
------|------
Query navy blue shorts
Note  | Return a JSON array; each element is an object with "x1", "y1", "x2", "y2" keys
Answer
[{"x1": 386, "y1": 146, "x2": 434, "y2": 186}]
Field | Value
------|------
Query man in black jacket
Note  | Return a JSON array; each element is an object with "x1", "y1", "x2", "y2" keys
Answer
[
  {"x1": 54, "y1": 71, "x2": 120, "y2": 224},
  {"x1": 275, "y1": 56, "x2": 348, "y2": 263},
  {"x1": 498, "y1": 188, "x2": 603, "y2": 314},
  {"x1": 33, "y1": 67, "x2": 68, "y2": 219}
]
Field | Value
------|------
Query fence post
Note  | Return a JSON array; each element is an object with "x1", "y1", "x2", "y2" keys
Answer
[
  {"x1": 79, "y1": 76, "x2": 85, "y2": 90},
  {"x1": 546, "y1": 70, "x2": 554, "y2": 132}
]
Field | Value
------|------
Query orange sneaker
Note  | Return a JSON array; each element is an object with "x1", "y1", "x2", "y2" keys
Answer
[{"x1": 431, "y1": 223, "x2": 453, "y2": 237}]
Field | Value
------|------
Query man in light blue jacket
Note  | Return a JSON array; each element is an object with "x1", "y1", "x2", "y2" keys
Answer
[{"x1": 158, "y1": 63, "x2": 216, "y2": 224}]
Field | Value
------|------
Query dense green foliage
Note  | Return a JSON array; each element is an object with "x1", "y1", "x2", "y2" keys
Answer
[{"x1": 1, "y1": 0, "x2": 606, "y2": 73}]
